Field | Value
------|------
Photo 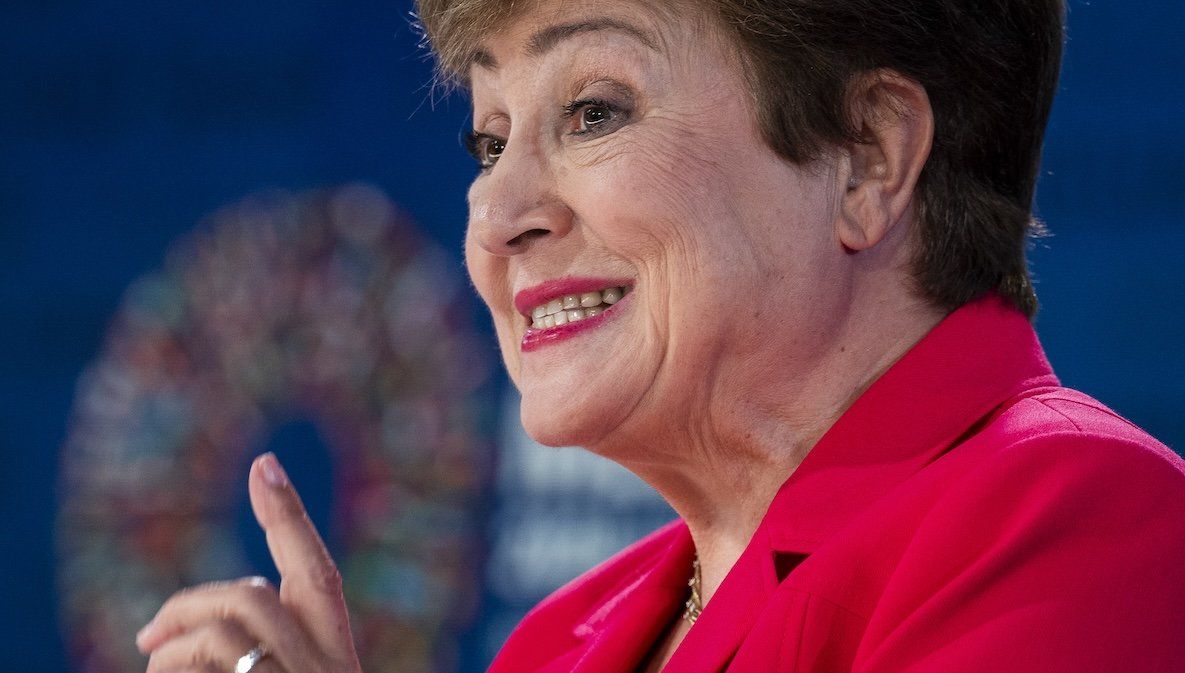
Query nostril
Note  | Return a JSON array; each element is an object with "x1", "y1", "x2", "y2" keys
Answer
[{"x1": 507, "y1": 228, "x2": 551, "y2": 248}]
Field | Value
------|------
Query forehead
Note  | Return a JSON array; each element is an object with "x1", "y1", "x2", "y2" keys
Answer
[{"x1": 466, "y1": 0, "x2": 684, "y2": 75}]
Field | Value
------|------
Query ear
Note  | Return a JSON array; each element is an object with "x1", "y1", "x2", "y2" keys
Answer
[{"x1": 837, "y1": 69, "x2": 933, "y2": 252}]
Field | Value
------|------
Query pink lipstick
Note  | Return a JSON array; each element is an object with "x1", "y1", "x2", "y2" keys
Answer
[{"x1": 514, "y1": 277, "x2": 633, "y2": 352}]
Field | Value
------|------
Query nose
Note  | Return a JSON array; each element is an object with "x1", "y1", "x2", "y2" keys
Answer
[{"x1": 467, "y1": 146, "x2": 574, "y2": 257}]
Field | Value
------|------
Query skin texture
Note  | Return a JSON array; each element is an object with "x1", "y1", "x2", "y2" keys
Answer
[
  {"x1": 465, "y1": 4, "x2": 939, "y2": 667},
  {"x1": 138, "y1": 2, "x2": 939, "y2": 671}
]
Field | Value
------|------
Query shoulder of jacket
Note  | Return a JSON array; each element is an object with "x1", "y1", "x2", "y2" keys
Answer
[
  {"x1": 905, "y1": 389, "x2": 1185, "y2": 548},
  {"x1": 956, "y1": 386, "x2": 1184, "y2": 486}
]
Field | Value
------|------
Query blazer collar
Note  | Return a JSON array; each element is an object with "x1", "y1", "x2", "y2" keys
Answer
[
  {"x1": 760, "y1": 293, "x2": 1058, "y2": 555},
  {"x1": 570, "y1": 522, "x2": 695, "y2": 672}
]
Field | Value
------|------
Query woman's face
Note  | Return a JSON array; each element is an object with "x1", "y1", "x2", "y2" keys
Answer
[{"x1": 465, "y1": 0, "x2": 848, "y2": 451}]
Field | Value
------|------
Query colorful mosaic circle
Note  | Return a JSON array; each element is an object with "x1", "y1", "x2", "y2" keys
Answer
[{"x1": 58, "y1": 185, "x2": 493, "y2": 673}]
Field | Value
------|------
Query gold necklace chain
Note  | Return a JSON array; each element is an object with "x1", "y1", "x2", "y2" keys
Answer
[{"x1": 681, "y1": 557, "x2": 702, "y2": 624}]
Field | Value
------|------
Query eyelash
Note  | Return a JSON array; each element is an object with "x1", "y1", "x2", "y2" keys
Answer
[
  {"x1": 562, "y1": 98, "x2": 623, "y2": 136},
  {"x1": 463, "y1": 131, "x2": 504, "y2": 171},
  {"x1": 464, "y1": 97, "x2": 628, "y2": 171}
]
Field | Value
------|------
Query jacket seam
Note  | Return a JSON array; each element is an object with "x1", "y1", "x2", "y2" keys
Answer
[
  {"x1": 1034, "y1": 396, "x2": 1146, "y2": 434},
  {"x1": 1031, "y1": 398, "x2": 1086, "y2": 432},
  {"x1": 780, "y1": 584, "x2": 872, "y2": 624}
]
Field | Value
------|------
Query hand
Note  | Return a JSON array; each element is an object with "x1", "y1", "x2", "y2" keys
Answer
[{"x1": 136, "y1": 453, "x2": 362, "y2": 673}]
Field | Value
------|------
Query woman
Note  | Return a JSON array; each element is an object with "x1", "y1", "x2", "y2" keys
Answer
[{"x1": 136, "y1": 0, "x2": 1185, "y2": 671}]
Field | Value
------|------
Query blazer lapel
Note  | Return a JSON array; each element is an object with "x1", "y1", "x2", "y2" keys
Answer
[
  {"x1": 663, "y1": 526, "x2": 780, "y2": 673},
  {"x1": 568, "y1": 527, "x2": 695, "y2": 673}
]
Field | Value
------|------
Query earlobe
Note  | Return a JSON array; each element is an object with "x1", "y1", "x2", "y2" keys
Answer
[
  {"x1": 837, "y1": 70, "x2": 933, "y2": 253},
  {"x1": 838, "y1": 161, "x2": 891, "y2": 252}
]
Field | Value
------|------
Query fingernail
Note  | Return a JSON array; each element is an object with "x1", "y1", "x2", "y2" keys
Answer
[{"x1": 260, "y1": 453, "x2": 288, "y2": 488}]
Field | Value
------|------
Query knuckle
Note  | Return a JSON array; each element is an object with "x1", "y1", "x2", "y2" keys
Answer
[
  {"x1": 239, "y1": 575, "x2": 275, "y2": 591},
  {"x1": 190, "y1": 623, "x2": 245, "y2": 669},
  {"x1": 311, "y1": 562, "x2": 344, "y2": 594},
  {"x1": 208, "y1": 619, "x2": 241, "y2": 642},
  {"x1": 233, "y1": 577, "x2": 279, "y2": 607}
]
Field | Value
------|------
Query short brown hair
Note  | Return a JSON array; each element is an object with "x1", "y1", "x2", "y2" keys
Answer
[{"x1": 416, "y1": 0, "x2": 1065, "y2": 318}]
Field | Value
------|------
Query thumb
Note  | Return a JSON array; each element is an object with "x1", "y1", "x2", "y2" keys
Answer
[{"x1": 248, "y1": 453, "x2": 357, "y2": 661}]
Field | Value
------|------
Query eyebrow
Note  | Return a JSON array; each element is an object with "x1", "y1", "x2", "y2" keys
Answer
[{"x1": 472, "y1": 18, "x2": 658, "y2": 69}]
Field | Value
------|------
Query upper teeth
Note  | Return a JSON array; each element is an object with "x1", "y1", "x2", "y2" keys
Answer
[{"x1": 530, "y1": 286, "x2": 626, "y2": 329}]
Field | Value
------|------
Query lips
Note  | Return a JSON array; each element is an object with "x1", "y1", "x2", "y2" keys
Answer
[
  {"x1": 514, "y1": 277, "x2": 632, "y2": 315},
  {"x1": 514, "y1": 277, "x2": 633, "y2": 352}
]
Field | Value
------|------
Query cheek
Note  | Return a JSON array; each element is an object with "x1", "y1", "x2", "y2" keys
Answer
[{"x1": 574, "y1": 120, "x2": 732, "y2": 262}]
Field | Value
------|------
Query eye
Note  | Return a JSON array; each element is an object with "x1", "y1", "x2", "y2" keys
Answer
[
  {"x1": 463, "y1": 131, "x2": 506, "y2": 170},
  {"x1": 562, "y1": 98, "x2": 626, "y2": 136},
  {"x1": 579, "y1": 104, "x2": 611, "y2": 130}
]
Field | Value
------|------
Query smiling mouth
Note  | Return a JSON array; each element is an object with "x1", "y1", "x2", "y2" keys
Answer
[{"x1": 528, "y1": 286, "x2": 629, "y2": 330}]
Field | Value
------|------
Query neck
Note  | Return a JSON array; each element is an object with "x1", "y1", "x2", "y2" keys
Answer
[{"x1": 595, "y1": 286, "x2": 944, "y2": 604}]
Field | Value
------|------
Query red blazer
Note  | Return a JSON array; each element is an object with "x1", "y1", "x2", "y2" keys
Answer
[{"x1": 487, "y1": 296, "x2": 1185, "y2": 673}]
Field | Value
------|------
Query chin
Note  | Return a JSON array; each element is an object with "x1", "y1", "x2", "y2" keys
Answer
[
  {"x1": 504, "y1": 312, "x2": 658, "y2": 450},
  {"x1": 519, "y1": 395, "x2": 601, "y2": 448},
  {"x1": 518, "y1": 384, "x2": 635, "y2": 450}
]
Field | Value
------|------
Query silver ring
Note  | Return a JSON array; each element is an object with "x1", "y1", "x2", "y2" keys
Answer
[{"x1": 234, "y1": 645, "x2": 268, "y2": 673}]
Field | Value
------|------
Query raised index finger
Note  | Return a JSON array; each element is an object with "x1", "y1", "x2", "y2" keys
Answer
[{"x1": 248, "y1": 453, "x2": 356, "y2": 661}]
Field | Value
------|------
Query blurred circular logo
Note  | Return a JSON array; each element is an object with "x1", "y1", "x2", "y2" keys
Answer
[{"x1": 57, "y1": 185, "x2": 493, "y2": 673}]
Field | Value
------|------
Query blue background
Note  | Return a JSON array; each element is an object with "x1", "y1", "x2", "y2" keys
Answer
[{"x1": 1, "y1": 1, "x2": 1182, "y2": 671}]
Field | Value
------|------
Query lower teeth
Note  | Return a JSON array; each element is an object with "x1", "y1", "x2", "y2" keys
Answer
[{"x1": 534, "y1": 304, "x2": 608, "y2": 329}]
